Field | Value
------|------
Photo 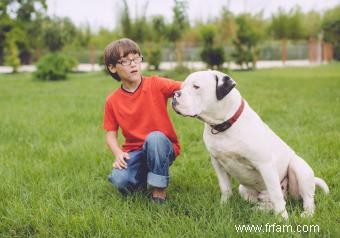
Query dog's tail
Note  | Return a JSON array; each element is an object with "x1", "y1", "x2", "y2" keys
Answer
[{"x1": 315, "y1": 177, "x2": 329, "y2": 194}]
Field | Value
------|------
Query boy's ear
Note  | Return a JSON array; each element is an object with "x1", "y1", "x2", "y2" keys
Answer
[{"x1": 108, "y1": 64, "x2": 117, "y2": 74}]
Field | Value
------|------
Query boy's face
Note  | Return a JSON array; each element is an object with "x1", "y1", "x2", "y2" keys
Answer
[{"x1": 108, "y1": 53, "x2": 142, "y2": 83}]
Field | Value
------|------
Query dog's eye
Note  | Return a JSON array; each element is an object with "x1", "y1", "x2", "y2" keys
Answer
[{"x1": 193, "y1": 85, "x2": 200, "y2": 89}]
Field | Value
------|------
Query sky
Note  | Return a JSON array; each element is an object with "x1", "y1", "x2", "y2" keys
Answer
[{"x1": 45, "y1": 0, "x2": 340, "y2": 30}]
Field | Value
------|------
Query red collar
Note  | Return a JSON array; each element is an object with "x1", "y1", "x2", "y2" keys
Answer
[{"x1": 211, "y1": 98, "x2": 245, "y2": 134}]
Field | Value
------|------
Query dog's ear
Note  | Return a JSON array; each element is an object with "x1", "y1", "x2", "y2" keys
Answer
[{"x1": 215, "y1": 75, "x2": 236, "y2": 100}]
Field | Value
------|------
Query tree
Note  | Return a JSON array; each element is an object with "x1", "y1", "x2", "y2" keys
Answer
[
  {"x1": 199, "y1": 24, "x2": 225, "y2": 69},
  {"x1": 4, "y1": 32, "x2": 20, "y2": 72},
  {"x1": 217, "y1": 8, "x2": 237, "y2": 45},
  {"x1": 0, "y1": 0, "x2": 47, "y2": 65},
  {"x1": 167, "y1": 0, "x2": 189, "y2": 65},
  {"x1": 232, "y1": 13, "x2": 265, "y2": 70},
  {"x1": 0, "y1": 14, "x2": 14, "y2": 65},
  {"x1": 146, "y1": 15, "x2": 168, "y2": 70},
  {"x1": 151, "y1": 15, "x2": 167, "y2": 39},
  {"x1": 119, "y1": 0, "x2": 133, "y2": 39},
  {"x1": 270, "y1": 7, "x2": 306, "y2": 64},
  {"x1": 270, "y1": 8, "x2": 290, "y2": 64},
  {"x1": 322, "y1": 5, "x2": 340, "y2": 60},
  {"x1": 34, "y1": 17, "x2": 78, "y2": 81},
  {"x1": 42, "y1": 17, "x2": 77, "y2": 52},
  {"x1": 303, "y1": 11, "x2": 322, "y2": 39}
]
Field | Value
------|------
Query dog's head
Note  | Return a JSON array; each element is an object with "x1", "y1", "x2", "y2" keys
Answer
[{"x1": 172, "y1": 70, "x2": 236, "y2": 124}]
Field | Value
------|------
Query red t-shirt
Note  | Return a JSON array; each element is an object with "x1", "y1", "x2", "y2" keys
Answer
[{"x1": 103, "y1": 76, "x2": 182, "y2": 156}]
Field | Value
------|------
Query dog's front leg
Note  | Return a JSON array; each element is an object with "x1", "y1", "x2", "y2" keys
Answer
[
  {"x1": 211, "y1": 156, "x2": 232, "y2": 204},
  {"x1": 258, "y1": 164, "x2": 288, "y2": 219}
]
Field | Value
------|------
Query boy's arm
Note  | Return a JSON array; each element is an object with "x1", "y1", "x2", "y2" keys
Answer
[
  {"x1": 106, "y1": 130, "x2": 130, "y2": 169},
  {"x1": 156, "y1": 77, "x2": 182, "y2": 98}
]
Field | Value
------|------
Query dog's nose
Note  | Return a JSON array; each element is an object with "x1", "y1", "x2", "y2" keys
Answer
[
  {"x1": 173, "y1": 91, "x2": 182, "y2": 107},
  {"x1": 172, "y1": 97, "x2": 178, "y2": 107},
  {"x1": 174, "y1": 91, "x2": 181, "y2": 98}
]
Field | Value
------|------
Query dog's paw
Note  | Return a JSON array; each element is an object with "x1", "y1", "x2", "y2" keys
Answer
[
  {"x1": 239, "y1": 185, "x2": 258, "y2": 203},
  {"x1": 258, "y1": 191, "x2": 271, "y2": 203},
  {"x1": 278, "y1": 210, "x2": 289, "y2": 220},
  {"x1": 220, "y1": 192, "x2": 232, "y2": 204},
  {"x1": 301, "y1": 210, "x2": 314, "y2": 218},
  {"x1": 256, "y1": 201, "x2": 274, "y2": 211}
]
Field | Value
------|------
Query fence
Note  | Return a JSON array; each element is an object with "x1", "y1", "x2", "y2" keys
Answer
[{"x1": 65, "y1": 40, "x2": 333, "y2": 64}]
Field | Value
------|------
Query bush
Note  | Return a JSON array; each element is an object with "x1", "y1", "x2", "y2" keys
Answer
[
  {"x1": 200, "y1": 46, "x2": 225, "y2": 69},
  {"x1": 4, "y1": 37, "x2": 20, "y2": 73},
  {"x1": 146, "y1": 46, "x2": 162, "y2": 70},
  {"x1": 34, "y1": 53, "x2": 78, "y2": 81},
  {"x1": 199, "y1": 24, "x2": 225, "y2": 69}
]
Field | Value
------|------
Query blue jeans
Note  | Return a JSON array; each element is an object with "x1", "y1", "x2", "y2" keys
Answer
[{"x1": 108, "y1": 131, "x2": 175, "y2": 195}]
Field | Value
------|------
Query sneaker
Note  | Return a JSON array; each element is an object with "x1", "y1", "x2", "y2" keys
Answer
[{"x1": 151, "y1": 196, "x2": 166, "y2": 204}]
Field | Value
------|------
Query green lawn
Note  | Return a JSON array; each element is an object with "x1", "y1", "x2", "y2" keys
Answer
[{"x1": 0, "y1": 64, "x2": 339, "y2": 237}]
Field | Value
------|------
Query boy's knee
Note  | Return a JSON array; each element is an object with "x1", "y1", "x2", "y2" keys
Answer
[
  {"x1": 145, "y1": 131, "x2": 169, "y2": 146},
  {"x1": 108, "y1": 170, "x2": 130, "y2": 193}
]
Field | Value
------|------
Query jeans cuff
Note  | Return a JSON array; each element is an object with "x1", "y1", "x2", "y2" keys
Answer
[{"x1": 147, "y1": 172, "x2": 169, "y2": 188}]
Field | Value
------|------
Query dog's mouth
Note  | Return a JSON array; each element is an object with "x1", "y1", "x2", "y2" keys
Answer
[
  {"x1": 171, "y1": 100, "x2": 183, "y2": 115},
  {"x1": 172, "y1": 103, "x2": 198, "y2": 118},
  {"x1": 172, "y1": 96, "x2": 199, "y2": 118}
]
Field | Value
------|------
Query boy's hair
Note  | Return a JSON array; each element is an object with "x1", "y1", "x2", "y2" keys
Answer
[{"x1": 103, "y1": 38, "x2": 141, "y2": 81}]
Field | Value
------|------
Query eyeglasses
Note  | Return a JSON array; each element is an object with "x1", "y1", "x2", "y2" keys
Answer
[{"x1": 117, "y1": 56, "x2": 143, "y2": 66}]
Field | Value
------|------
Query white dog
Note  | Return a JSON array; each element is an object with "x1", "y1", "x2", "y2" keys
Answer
[{"x1": 172, "y1": 70, "x2": 329, "y2": 219}]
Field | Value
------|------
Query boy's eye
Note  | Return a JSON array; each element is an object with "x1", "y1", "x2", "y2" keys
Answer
[
  {"x1": 117, "y1": 55, "x2": 143, "y2": 66},
  {"x1": 193, "y1": 85, "x2": 200, "y2": 89}
]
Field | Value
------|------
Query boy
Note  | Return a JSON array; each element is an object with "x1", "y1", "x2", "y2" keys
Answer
[{"x1": 103, "y1": 38, "x2": 182, "y2": 203}]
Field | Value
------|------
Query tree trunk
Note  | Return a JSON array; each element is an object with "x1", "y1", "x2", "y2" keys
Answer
[
  {"x1": 252, "y1": 46, "x2": 257, "y2": 70},
  {"x1": 175, "y1": 40, "x2": 183, "y2": 66},
  {"x1": 281, "y1": 38, "x2": 287, "y2": 65}
]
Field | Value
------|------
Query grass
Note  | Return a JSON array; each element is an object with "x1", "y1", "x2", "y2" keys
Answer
[{"x1": 0, "y1": 64, "x2": 339, "y2": 237}]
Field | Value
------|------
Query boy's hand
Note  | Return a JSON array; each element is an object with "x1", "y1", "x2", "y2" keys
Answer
[{"x1": 113, "y1": 151, "x2": 130, "y2": 170}]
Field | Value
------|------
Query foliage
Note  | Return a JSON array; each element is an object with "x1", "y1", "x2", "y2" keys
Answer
[
  {"x1": 0, "y1": 0, "x2": 339, "y2": 68},
  {"x1": 118, "y1": 0, "x2": 150, "y2": 43},
  {"x1": 131, "y1": 16, "x2": 150, "y2": 43},
  {"x1": 286, "y1": 7, "x2": 306, "y2": 40},
  {"x1": 4, "y1": 34, "x2": 20, "y2": 72},
  {"x1": 151, "y1": 15, "x2": 167, "y2": 42},
  {"x1": 232, "y1": 13, "x2": 265, "y2": 70},
  {"x1": 270, "y1": 8, "x2": 291, "y2": 39},
  {"x1": 269, "y1": 7, "x2": 308, "y2": 64},
  {"x1": 216, "y1": 8, "x2": 237, "y2": 44},
  {"x1": 70, "y1": 24, "x2": 92, "y2": 49},
  {"x1": 119, "y1": 0, "x2": 132, "y2": 39},
  {"x1": 303, "y1": 11, "x2": 322, "y2": 38},
  {"x1": 168, "y1": 0, "x2": 189, "y2": 64},
  {"x1": 322, "y1": 5, "x2": 340, "y2": 60},
  {"x1": 145, "y1": 45, "x2": 162, "y2": 70},
  {"x1": 199, "y1": 25, "x2": 225, "y2": 69},
  {"x1": 0, "y1": 14, "x2": 13, "y2": 64},
  {"x1": 42, "y1": 17, "x2": 77, "y2": 52},
  {"x1": 4, "y1": 0, "x2": 47, "y2": 21},
  {"x1": 0, "y1": 0, "x2": 47, "y2": 65},
  {"x1": 200, "y1": 47, "x2": 225, "y2": 69},
  {"x1": 34, "y1": 53, "x2": 77, "y2": 81},
  {"x1": 90, "y1": 28, "x2": 119, "y2": 50},
  {"x1": 167, "y1": 0, "x2": 189, "y2": 42}
]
